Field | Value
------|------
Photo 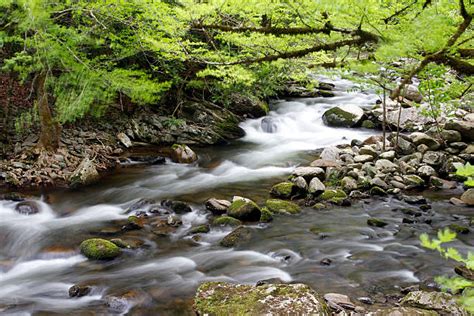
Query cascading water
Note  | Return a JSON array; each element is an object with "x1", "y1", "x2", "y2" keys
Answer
[{"x1": 0, "y1": 78, "x2": 470, "y2": 315}]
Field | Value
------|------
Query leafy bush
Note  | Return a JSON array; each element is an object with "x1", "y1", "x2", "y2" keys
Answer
[{"x1": 420, "y1": 228, "x2": 474, "y2": 313}]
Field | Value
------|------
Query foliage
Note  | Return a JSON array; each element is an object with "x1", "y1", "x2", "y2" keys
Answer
[
  {"x1": 454, "y1": 162, "x2": 474, "y2": 188},
  {"x1": 420, "y1": 229, "x2": 474, "y2": 312}
]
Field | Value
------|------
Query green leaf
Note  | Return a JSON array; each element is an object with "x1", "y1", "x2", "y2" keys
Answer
[{"x1": 455, "y1": 163, "x2": 474, "y2": 178}]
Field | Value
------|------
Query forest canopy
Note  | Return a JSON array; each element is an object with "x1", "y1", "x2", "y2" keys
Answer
[{"x1": 0, "y1": 0, "x2": 472, "y2": 149}]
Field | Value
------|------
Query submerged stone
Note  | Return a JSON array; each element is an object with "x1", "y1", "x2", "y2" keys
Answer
[{"x1": 194, "y1": 282, "x2": 329, "y2": 315}]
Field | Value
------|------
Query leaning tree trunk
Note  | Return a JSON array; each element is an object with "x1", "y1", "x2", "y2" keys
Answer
[{"x1": 36, "y1": 70, "x2": 60, "y2": 151}]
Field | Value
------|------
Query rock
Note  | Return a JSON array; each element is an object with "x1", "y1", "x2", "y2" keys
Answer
[
  {"x1": 309, "y1": 177, "x2": 326, "y2": 195},
  {"x1": 341, "y1": 176, "x2": 358, "y2": 192},
  {"x1": 270, "y1": 182, "x2": 297, "y2": 199},
  {"x1": 291, "y1": 176, "x2": 308, "y2": 192},
  {"x1": 417, "y1": 144, "x2": 430, "y2": 154},
  {"x1": 450, "y1": 142, "x2": 468, "y2": 151},
  {"x1": 402, "y1": 84, "x2": 423, "y2": 103},
  {"x1": 448, "y1": 224, "x2": 469, "y2": 234},
  {"x1": 79, "y1": 238, "x2": 121, "y2": 260},
  {"x1": 167, "y1": 214, "x2": 182, "y2": 226},
  {"x1": 128, "y1": 155, "x2": 165, "y2": 165},
  {"x1": 220, "y1": 226, "x2": 252, "y2": 247},
  {"x1": 324, "y1": 293, "x2": 356, "y2": 311},
  {"x1": 375, "y1": 159, "x2": 398, "y2": 173},
  {"x1": 69, "y1": 284, "x2": 91, "y2": 298},
  {"x1": 445, "y1": 120, "x2": 474, "y2": 141},
  {"x1": 422, "y1": 151, "x2": 445, "y2": 167},
  {"x1": 372, "y1": 307, "x2": 438, "y2": 315},
  {"x1": 310, "y1": 159, "x2": 341, "y2": 168},
  {"x1": 265, "y1": 199, "x2": 301, "y2": 215},
  {"x1": 14, "y1": 201, "x2": 40, "y2": 215},
  {"x1": 261, "y1": 117, "x2": 278, "y2": 133},
  {"x1": 320, "y1": 146, "x2": 341, "y2": 161},
  {"x1": 403, "y1": 195, "x2": 427, "y2": 205},
  {"x1": 391, "y1": 180, "x2": 407, "y2": 190},
  {"x1": 255, "y1": 278, "x2": 285, "y2": 286},
  {"x1": 460, "y1": 189, "x2": 474, "y2": 206},
  {"x1": 359, "y1": 146, "x2": 378, "y2": 158},
  {"x1": 367, "y1": 218, "x2": 388, "y2": 227},
  {"x1": 370, "y1": 186, "x2": 387, "y2": 196},
  {"x1": 161, "y1": 200, "x2": 192, "y2": 214},
  {"x1": 363, "y1": 135, "x2": 385, "y2": 146},
  {"x1": 401, "y1": 290, "x2": 467, "y2": 315},
  {"x1": 205, "y1": 198, "x2": 231, "y2": 215},
  {"x1": 292, "y1": 167, "x2": 325, "y2": 182},
  {"x1": 213, "y1": 216, "x2": 242, "y2": 227},
  {"x1": 454, "y1": 265, "x2": 474, "y2": 281},
  {"x1": 394, "y1": 136, "x2": 416, "y2": 155},
  {"x1": 450, "y1": 197, "x2": 466, "y2": 206},
  {"x1": 322, "y1": 104, "x2": 364, "y2": 127},
  {"x1": 189, "y1": 224, "x2": 211, "y2": 235},
  {"x1": 404, "y1": 175, "x2": 425, "y2": 188},
  {"x1": 362, "y1": 120, "x2": 375, "y2": 129},
  {"x1": 194, "y1": 282, "x2": 329, "y2": 315},
  {"x1": 259, "y1": 207, "x2": 273, "y2": 222},
  {"x1": 371, "y1": 177, "x2": 389, "y2": 190},
  {"x1": 170, "y1": 144, "x2": 198, "y2": 163},
  {"x1": 320, "y1": 189, "x2": 347, "y2": 202},
  {"x1": 417, "y1": 165, "x2": 437, "y2": 178},
  {"x1": 354, "y1": 155, "x2": 374, "y2": 163},
  {"x1": 380, "y1": 150, "x2": 396, "y2": 160},
  {"x1": 227, "y1": 199, "x2": 261, "y2": 221},
  {"x1": 117, "y1": 132, "x2": 132, "y2": 148},
  {"x1": 69, "y1": 157, "x2": 100, "y2": 187},
  {"x1": 410, "y1": 132, "x2": 440, "y2": 150},
  {"x1": 126, "y1": 215, "x2": 145, "y2": 230},
  {"x1": 442, "y1": 130, "x2": 462, "y2": 143}
]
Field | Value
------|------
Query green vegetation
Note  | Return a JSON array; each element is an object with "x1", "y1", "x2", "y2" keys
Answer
[
  {"x1": 455, "y1": 163, "x2": 474, "y2": 188},
  {"x1": 79, "y1": 238, "x2": 121, "y2": 260},
  {"x1": 420, "y1": 229, "x2": 474, "y2": 313},
  {"x1": 1, "y1": 0, "x2": 472, "y2": 151}
]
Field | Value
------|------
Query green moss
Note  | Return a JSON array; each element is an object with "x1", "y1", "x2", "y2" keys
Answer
[
  {"x1": 227, "y1": 199, "x2": 261, "y2": 221},
  {"x1": 367, "y1": 218, "x2": 388, "y2": 227},
  {"x1": 369, "y1": 186, "x2": 387, "y2": 196},
  {"x1": 259, "y1": 101, "x2": 270, "y2": 114},
  {"x1": 220, "y1": 226, "x2": 251, "y2": 247},
  {"x1": 320, "y1": 189, "x2": 347, "y2": 201},
  {"x1": 190, "y1": 224, "x2": 211, "y2": 234},
  {"x1": 312, "y1": 203, "x2": 326, "y2": 210},
  {"x1": 80, "y1": 238, "x2": 121, "y2": 260},
  {"x1": 171, "y1": 143, "x2": 182, "y2": 150},
  {"x1": 361, "y1": 120, "x2": 375, "y2": 129},
  {"x1": 213, "y1": 216, "x2": 242, "y2": 227},
  {"x1": 265, "y1": 199, "x2": 301, "y2": 214},
  {"x1": 270, "y1": 182, "x2": 296, "y2": 199},
  {"x1": 259, "y1": 207, "x2": 273, "y2": 222}
]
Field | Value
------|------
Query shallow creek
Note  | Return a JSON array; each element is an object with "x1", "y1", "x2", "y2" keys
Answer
[{"x1": 0, "y1": 78, "x2": 472, "y2": 315}]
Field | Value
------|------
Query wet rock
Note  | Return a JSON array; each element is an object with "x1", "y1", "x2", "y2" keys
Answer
[
  {"x1": 291, "y1": 176, "x2": 308, "y2": 192},
  {"x1": 320, "y1": 189, "x2": 347, "y2": 203},
  {"x1": 126, "y1": 215, "x2": 145, "y2": 230},
  {"x1": 69, "y1": 157, "x2": 100, "y2": 187},
  {"x1": 349, "y1": 190, "x2": 370, "y2": 199},
  {"x1": 14, "y1": 201, "x2": 40, "y2": 215},
  {"x1": 324, "y1": 293, "x2": 356, "y2": 311},
  {"x1": 292, "y1": 167, "x2": 325, "y2": 182},
  {"x1": 403, "y1": 195, "x2": 427, "y2": 205},
  {"x1": 194, "y1": 282, "x2": 329, "y2": 315},
  {"x1": 167, "y1": 214, "x2": 182, "y2": 227},
  {"x1": 161, "y1": 200, "x2": 192, "y2": 214},
  {"x1": 448, "y1": 224, "x2": 469, "y2": 234},
  {"x1": 128, "y1": 155, "x2": 165, "y2": 165},
  {"x1": 461, "y1": 189, "x2": 474, "y2": 206},
  {"x1": 423, "y1": 151, "x2": 445, "y2": 167},
  {"x1": 322, "y1": 104, "x2": 364, "y2": 127},
  {"x1": 220, "y1": 226, "x2": 252, "y2": 247},
  {"x1": 270, "y1": 181, "x2": 297, "y2": 199},
  {"x1": 320, "y1": 258, "x2": 332, "y2": 265},
  {"x1": 259, "y1": 207, "x2": 273, "y2": 223},
  {"x1": 401, "y1": 290, "x2": 467, "y2": 315},
  {"x1": 125, "y1": 198, "x2": 156, "y2": 214},
  {"x1": 450, "y1": 142, "x2": 468, "y2": 151},
  {"x1": 362, "y1": 120, "x2": 376, "y2": 129},
  {"x1": 255, "y1": 278, "x2": 285, "y2": 286},
  {"x1": 417, "y1": 165, "x2": 436, "y2": 178},
  {"x1": 205, "y1": 198, "x2": 231, "y2": 215},
  {"x1": 310, "y1": 159, "x2": 341, "y2": 168},
  {"x1": 320, "y1": 146, "x2": 341, "y2": 161},
  {"x1": 309, "y1": 177, "x2": 326, "y2": 195},
  {"x1": 227, "y1": 199, "x2": 261, "y2": 221},
  {"x1": 80, "y1": 238, "x2": 121, "y2": 260},
  {"x1": 371, "y1": 177, "x2": 389, "y2": 190},
  {"x1": 170, "y1": 144, "x2": 198, "y2": 163},
  {"x1": 372, "y1": 307, "x2": 438, "y2": 315},
  {"x1": 450, "y1": 197, "x2": 466, "y2": 206},
  {"x1": 265, "y1": 199, "x2": 301, "y2": 215},
  {"x1": 69, "y1": 284, "x2": 92, "y2": 298},
  {"x1": 261, "y1": 117, "x2": 278, "y2": 133},
  {"x1": 370, "y1": 186, "x2": 387, "y2": 196},
  {"x1": 341, "y1": 176, "x2": 357, "y2": 192},
  {"x1": 189, "y1": 224, "x2": 211, "y2": 234},
  {"x1": 441, "y1": 129, "x2": 462, "y2": 143},
  {"x1": 454, "y1": 265, "x2": 474, "y2": 281},
  {"x1": 410, "y1": 132, "x2": 440, "y2": 150},
  {"x1": 445, "y1": 120, "x2": 474, "y2": 141},
  {"x1": 367, "y1": 218, "x2": 388, "y2": 227},
  {"x1": 404, "y1": 175, "x2": 425, "y2": 188},
  {"x1": 213, "y1": 216, "x2": 242, "y2": 227},
  {"x1": 117, "y1": 132, "x2": 132, "y2": 148},
  {"x1": 358, "y1": 297, "x2": 373, "y2": 305}
]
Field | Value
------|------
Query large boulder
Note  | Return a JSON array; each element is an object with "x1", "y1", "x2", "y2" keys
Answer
[
  {"x1": 194, "y1": 282, "x2": 329, "y2": 315},
  {"x1": 69, "y1": 157, "x2": 100, "y2": 187},
  {"x1": 410, "y1": 132, "x2": 440, "y2": 150},
  {"x1": 401, "y1": 290, "x2": 468, "y2": 315},
  {"x1": 80, "y1": 238, "x2": 121, "y2": 260},
  {"x1": 227, "y1": 199, "x2": 261, "y2": 221},
  {"x1": 265, "y1": 199, "x2": 301, "y2": 214},
  {"x1": 461, "y1": 189, "x2": 474, "y2": 206},
  {"x1": 445, "y1": 120, "x2": 474, "y2": 141},
  {"x1": 170, "y1": 144, "x2": 198, "y2": 163},
  {"x1": 322, "y1": 105, "x2": 364, "y2": 127}
]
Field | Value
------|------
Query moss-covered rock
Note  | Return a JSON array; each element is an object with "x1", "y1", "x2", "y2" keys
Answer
[
  {"x1": 320, "y1": 189, "x2": 347, "y2": 203},
  {"x1": 370, "y1": 186, "x2": 387, "y2": 196},
  {"x1": 361, "y1": 120, "x2": 376, "y2": 129},
  {"x1": 401, "y1": 290, "x2": 468, "y2": 315},
  {"x1": 213, "y1": 216, "x2": 242, "y2": 227},
  {"x1": 220, "y1": 226, "x2": 252, "y2": 248},
  {"x1": 367, "y1": 218, "x2": 388, "y2": 227},
  {"x1": 170, "y1": 144, "x2": 198, "y2": 163},
  {"x1": 194, "y1": 282, "x2": 329, "y2": 315},
  {"x1": 189, "y1": 224, "x2": 211, "y2": 234},
  {"x1": 270, "y1": 182, "x2": 296, "y2": 199},
  {"x1": 80, "y1": 238, "x2": 121, "y2": 260},
  {"x1": 265, "y1": 199, "x2": 301, "y2": 215},
  {"x1": 259, "y1": 207, "x2": 273, "y2": 222},
  {"x1": 227, "y1": 199, "x2": 261, "y2": 221}
]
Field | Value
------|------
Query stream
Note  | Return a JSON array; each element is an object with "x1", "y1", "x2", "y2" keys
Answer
[{"x1": 0, "y1": 78, "x2": 472, "y2": 315}]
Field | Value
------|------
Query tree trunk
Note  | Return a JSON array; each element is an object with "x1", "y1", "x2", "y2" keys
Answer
[{"x1": 36, "y1": 70, "x2": 60, "y2": 151}]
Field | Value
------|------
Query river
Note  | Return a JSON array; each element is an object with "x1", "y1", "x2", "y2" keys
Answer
[{"x1": 0, "y1": 78, "x2": 471, "y2": 315}]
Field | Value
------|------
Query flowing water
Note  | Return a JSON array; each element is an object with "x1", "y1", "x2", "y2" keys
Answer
[{"x1": 0, "y1": 78, "x2": 472, "y2": 315}]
